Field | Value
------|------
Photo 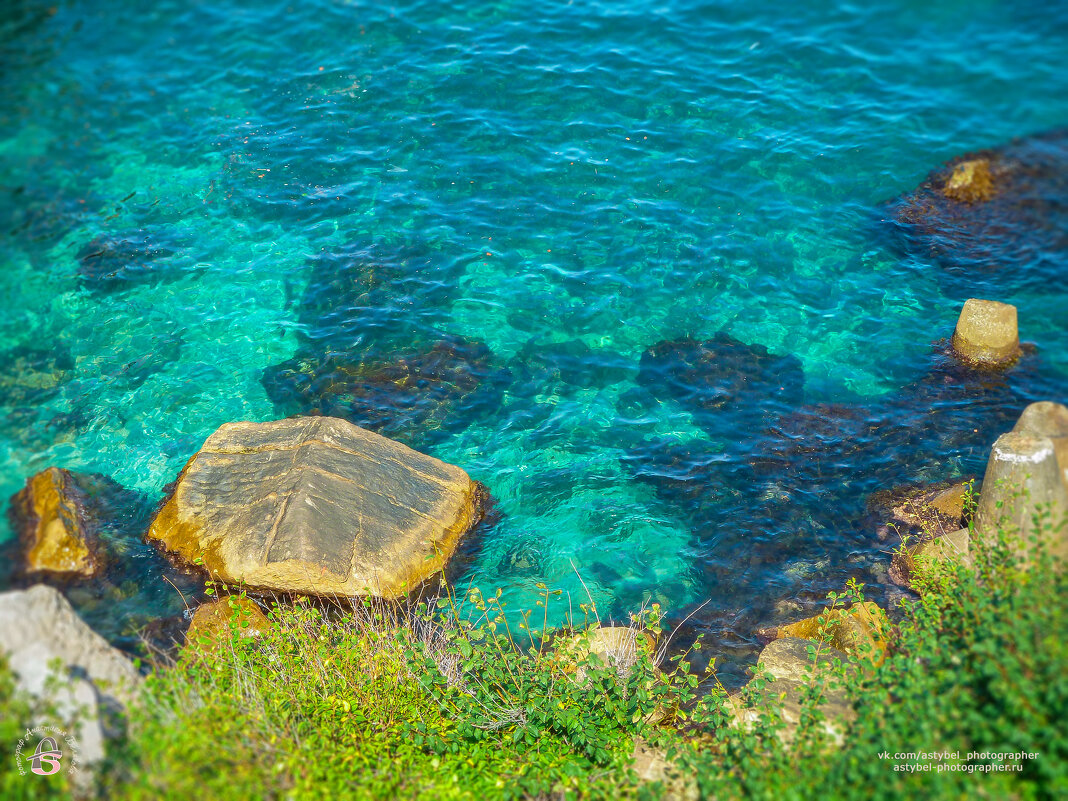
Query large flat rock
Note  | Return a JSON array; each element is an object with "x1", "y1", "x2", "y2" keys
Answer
[{"x1": 146, "y1": 417, "x2": 484, "y2": 599}]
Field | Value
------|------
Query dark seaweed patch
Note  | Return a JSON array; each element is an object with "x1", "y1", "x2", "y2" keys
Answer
[
  {"x1": 637, "y1": 332, "x2": 805, "y2": 442},
  {"x1": 263, "y1": 335, "x2": 506, "y2": 447}
]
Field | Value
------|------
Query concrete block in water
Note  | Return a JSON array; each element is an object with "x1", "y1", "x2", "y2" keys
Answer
[
  {"x1": 1012, "y1": 401, "x2": 1068, "y2": 495},
  {"x1": 975, "y1": 431, "x2": 1068, "y2": 562},
  {"x1": 951, "y1": 299, "x2": 1020, "y2": 367}
]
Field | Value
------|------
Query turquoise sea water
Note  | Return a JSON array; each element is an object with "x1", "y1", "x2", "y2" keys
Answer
[{"x1": 2, "y1": 0, "x2": 1066, "y2": 673}]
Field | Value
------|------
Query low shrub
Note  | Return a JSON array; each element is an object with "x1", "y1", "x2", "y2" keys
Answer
[{"x1": 104, "y1": 584, "x2": 716, "y2": 800}]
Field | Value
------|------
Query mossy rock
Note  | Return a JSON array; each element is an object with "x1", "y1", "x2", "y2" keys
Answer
[
  {"x1": 942, "y1": 159, "x2": 996, "y2": 204},
  {"x1": 764, "y1": 602, "x2": 890, "y2": 666},
  {"x1": 184, "y1": 596, "x2": 270, "y2": 654}
]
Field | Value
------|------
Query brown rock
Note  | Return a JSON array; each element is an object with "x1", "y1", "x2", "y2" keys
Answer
[
  {"x1": 926, "y1": 483, "x2": 970, "y2": 519},
  {"x1": 146, "y1": 417, "x2": 485, "y2": 599},
  {"x1": 729, "y1": 637, "x2": 856, "y2": 746},
  {"x1": 942, "y1": 159, "x2": 995, "y2": 204},
  {"x1": 9, "y1": 468, "x2": 99, "y2": 577},
  {"x1": 889, "y1": 527, "x2": 972, "y2": 589},
  {"x1": 951, "y1": 299, "x2": 1020, "y2": 368},
  {"x1": 756, "y1": 635, "x2": 847, "y2": 682},
  {"x1": 185, "y1": 596, "x2": 269, "y2": 652},
  {"x1": 974, "y1": 431, "x2": 1068, "y2": 564},
  {"x1": 631, "y1": 736, "x2": 698, "y2": 801},
  {"x1": 869, "y1": 480, "x2": 971, "y2": 542},
  {"x1": 769, "y1": 602, "x2": 890, "y2": 666}
]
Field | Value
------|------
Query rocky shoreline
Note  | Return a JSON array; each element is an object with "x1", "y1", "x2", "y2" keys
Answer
[{"x1": 2, "y1": 134, "x2": 1068, "y2": 791}]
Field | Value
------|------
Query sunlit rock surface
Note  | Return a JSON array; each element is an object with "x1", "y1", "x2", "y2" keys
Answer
[{"x1": 147, "y1": 417, "x2": 486, "y2": 599}]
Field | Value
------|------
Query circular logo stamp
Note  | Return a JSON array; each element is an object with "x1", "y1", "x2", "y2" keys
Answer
[{"x1": 13, "y1": 725, "x2": 81, "y2": 779}]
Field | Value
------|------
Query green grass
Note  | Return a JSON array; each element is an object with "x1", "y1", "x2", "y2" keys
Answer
[{"x1": 2, "y1": 511, "x2": 1066, "y2": 800}]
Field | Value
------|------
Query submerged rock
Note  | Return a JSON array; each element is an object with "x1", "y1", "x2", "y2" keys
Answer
[
  {"x1": 887, "y1": 128, "x2": 1068, "y2": 291},
  {"x1": 146, "y1": 417, "x2": 487, "y2": 599},
  {"x1": 867, "y1": 345, "x2": 1043, "y2": 479},
  {"x1": 510, "y1": 339, "x2": 633, "y2": 399},
  {"x1": 0, "y1": 345, "x2": 74, "y2": 407},
  {"x1": 294, "y1": 239, "x2": 465, "y2": 351},
  {"x1": 8, "y1": 468, "x2": 102, "y2": 578},
  {"x1": 637, "y1": 332, "x2": 804, "y2": 440},
  {"x1": 262, "y1": 335, "x2": 503, "y2": 446},
  {"x1": 498, "y1": 537, "x2": 543, "y2": 577},
  {"x1": 622, "y1": 328, "x2": 1048, "y2": 651},
  {"x1": 264, "y1": 238, "x2": 503, "y2": 445}
]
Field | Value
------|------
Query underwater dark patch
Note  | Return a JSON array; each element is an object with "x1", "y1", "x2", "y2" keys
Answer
[
  {"x1": 637, "y1": 332, "x2": 805, "y2": 442},
  {"x1": 508, "y1": 339, "x2": 634, "y2": 401},
  {"x1": 885, "y1": 128, "x2": 1068, "y2": 295},
  {"x1": 0, "y1": 344, "x2": 74, "y2": 408},
  {"x1": 2, "y1": 184, "x2": 94, "y2": 247},
  {"x1": 262, "y1": 335, "x2": 506, "y2": 447},
  {"x1": 264, "y1": 238, "x2": 502, "y2": 445},
  {"x1": 95, "y1": 333, "x2": 186, "y2": 393},
  {"x1": 295, "y1": 239, "x2": 469, "y2": 352},
  {"x1": 76, "y1": 232, "x2": 189, "y2": 294}
]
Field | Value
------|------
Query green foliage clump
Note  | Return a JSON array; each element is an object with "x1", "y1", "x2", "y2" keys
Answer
[
  {"x1": 687, "y1": 504, "x2": 1068, "y2": 801},
  {"x1": 103, "y1": 585, "x2": 713, "y2": 800},
  {"x1": 0, "y1": 655, "x2": 73, "y2": 801}
]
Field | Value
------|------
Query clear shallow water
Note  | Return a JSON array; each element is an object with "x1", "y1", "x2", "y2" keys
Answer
[{"x1": 1, "y1": 0, "x2": 1066, "y2": 674}]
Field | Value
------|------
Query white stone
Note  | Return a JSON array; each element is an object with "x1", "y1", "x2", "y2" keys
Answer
[{"x1": 0, "y1": 585, "x2": 141, "y2": 769}]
